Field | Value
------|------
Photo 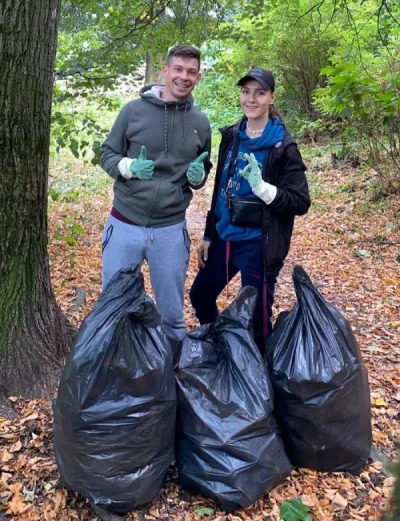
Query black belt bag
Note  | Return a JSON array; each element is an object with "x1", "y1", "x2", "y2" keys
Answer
[{"x1": 228, "y1": 196, "x2": 263, "y2": 228}]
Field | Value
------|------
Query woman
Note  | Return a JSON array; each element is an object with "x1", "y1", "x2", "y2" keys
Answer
[{"x1": 190, "y1": 68, "x2": 310, "y2": 353}]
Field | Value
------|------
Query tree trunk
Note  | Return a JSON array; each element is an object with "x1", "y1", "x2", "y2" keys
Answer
[
  {"x1": 145, "y1": 51, "x2": 164, "y2": 85},
  {"x1": 0, "y1": 0, "x2": 74, "y2": 416}
]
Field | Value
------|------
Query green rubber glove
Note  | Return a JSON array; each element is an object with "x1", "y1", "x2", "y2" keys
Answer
[
  {"x1": 187, "y1": 151, "x2": 209, "y2": 184},
  {"x1": 239, "y1": 152, "x2": 262, "y2": 189},
  {"x1": 130, "y1": 145, "x2": 154, "y2": 180}
]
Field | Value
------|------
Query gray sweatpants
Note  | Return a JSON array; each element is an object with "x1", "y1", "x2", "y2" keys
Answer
[{"x1": 101, "y1": 214, "x2": 191, "y2": 340}]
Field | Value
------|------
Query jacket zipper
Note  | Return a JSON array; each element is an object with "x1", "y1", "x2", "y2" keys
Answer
[{"x1": 262, "y1": 144, "x2": 284, "y2": 277}]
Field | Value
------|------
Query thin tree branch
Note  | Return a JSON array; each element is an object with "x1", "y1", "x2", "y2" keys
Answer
[
  {"x1": 383, "y1": 0, "x2": 400, "y2": 27},
  {"x1": 99, "y1": 0, "x2": 173, "y2": 51},
  {"x1": 295, "y1": 1, "x2": 326, "y2": 24}
]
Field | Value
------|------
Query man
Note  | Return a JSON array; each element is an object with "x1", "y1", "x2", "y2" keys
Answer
[{"x1": 100, "y1": 45, "x2": 212, "y2": 342}]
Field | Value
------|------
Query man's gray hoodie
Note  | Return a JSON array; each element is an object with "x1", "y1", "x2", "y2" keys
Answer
[{"x1": 100, "y1": 85, "x2": 212, "y2": 227}]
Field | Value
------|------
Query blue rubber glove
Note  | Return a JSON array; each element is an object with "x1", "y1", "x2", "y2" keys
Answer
[
  {"x1": 187, "y1": 151, "x2": 209, "y2": 184},
  {"x1": 239, "y1": 152, "x2": 262, "y2": 189},
  {"x1": 130, "y1": 145, "x2": 154, "y2": 180}
]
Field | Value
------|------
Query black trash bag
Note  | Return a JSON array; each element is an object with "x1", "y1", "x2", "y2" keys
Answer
[
  {"x1": 265, "y1": 265, "x2": 372, "y2": 474},
  {"x1": 175, "y1": 286, "x2": 292, "y2": 512},
  {"x1": 53, "y1": 266, "x2": 176, "y2": 514}
]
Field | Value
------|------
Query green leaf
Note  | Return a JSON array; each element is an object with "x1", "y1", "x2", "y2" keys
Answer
[
  {"x1": 71, "y1": 224, "x2": 85, "y2": 235},
  {"x1": 340, "y1": 106, "x2": 353, "y2": 117},
  {"x1": 280, "y1": 498, "x2": 312, "y2": 521},
  {"x1": 194, "y1": 507, "x2": 215, "y2": 517},
  {"x1": 70, "y1": 138, "x2": 79, "y2": 159},
  {"x1": 356, "y1": 249, "x2": 370, "y2": 257},
  {"x1": 65, "y1": 235, "x2": 76, "y2": 246},
  {"x1": 23, "y1": 486, "x2": 35, "y2": 502}
]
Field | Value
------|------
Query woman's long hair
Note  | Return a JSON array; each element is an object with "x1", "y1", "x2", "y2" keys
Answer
[{"x1": 269, "y1": 105, "x2": 283, "y2": 120}]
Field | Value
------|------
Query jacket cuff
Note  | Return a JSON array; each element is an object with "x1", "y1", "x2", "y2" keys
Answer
[
  {"x1": 253, "y1": 180, "x2": 277, "y2": 204},
  {"x1": 118, "y1": 157, "x2": 135, "y2": 179}
]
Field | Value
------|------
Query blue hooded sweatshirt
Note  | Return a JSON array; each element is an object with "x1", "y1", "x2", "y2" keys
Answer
[{"x1": 214, "y1": 117, "x2": 285, "y2": 241}]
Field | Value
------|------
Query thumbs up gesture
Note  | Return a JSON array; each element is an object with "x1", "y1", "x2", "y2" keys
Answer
[
  {"x1": 187, "y1": 151, "x2": 209, "y2": 185},
  {"x1": 130, "y1": 145, "x2": 154, "y2": 180}
]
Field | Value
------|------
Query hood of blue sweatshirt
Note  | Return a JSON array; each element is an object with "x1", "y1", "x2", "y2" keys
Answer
[{"x1": 238, "y1": 117, "x2": 284, "y2": 151}]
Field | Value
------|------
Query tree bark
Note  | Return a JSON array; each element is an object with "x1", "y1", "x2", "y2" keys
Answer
[
  {"x1": 145, "y1": 51, "x2": 164, "y2": 85},
  {"x1": 0, "y1": 0, "x2": 74, "y2": 415}
]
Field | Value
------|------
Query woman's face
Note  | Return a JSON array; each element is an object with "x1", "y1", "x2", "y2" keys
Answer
[{"x1": 239, "y1": 79, "x2": 276, "y2": 121}]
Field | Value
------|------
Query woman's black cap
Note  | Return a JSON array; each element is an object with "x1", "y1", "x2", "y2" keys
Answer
[{"x1": 237, "y1": 68, "x2": 275, "y2": 91}]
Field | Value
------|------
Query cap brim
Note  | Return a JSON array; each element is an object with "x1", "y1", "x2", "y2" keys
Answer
[{"x1": 237, "y1": 74, "x2": 271, "y2": 90}]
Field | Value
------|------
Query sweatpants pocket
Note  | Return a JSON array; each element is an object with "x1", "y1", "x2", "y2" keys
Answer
[
  {"x1": 182, "y1": 228, "x2": 191, "y2": 266},
  {"x1": 102, "y1": 224, "x2": 114, "y2": 253}
]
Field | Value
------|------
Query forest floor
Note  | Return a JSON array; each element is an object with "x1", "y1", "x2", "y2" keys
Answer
[{"x1": 0, "y1": 147, "x2": 399, "y2": 521}]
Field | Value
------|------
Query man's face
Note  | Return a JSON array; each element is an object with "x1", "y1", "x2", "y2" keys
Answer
[{"x1": 162, "y1": 56, "x2": 201, "y2": 102}]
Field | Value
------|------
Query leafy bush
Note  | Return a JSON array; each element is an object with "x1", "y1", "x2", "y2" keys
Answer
[
  {"x1": 195, "y1": 69, "x2": 243, "y2": 133},
  {"x1": 315, "y1": 59, "x2": 400, "y2": 196}
]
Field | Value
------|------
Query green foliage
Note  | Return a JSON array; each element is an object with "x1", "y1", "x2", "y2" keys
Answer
[
  {"x1": 202, "y1": 0, "x2": 334, "y2": 134},
  {"x1": 48, "y1": 165, "x2": 111, "y2": 205},
  {"x1": 195, "y1": 69, "x2": 242, "y2": 131},
  {"x1": 51, "y1": 85, "x2": 123, "y2": 165},
  {"x1": 194, "y1": 507, "x2": 215, "y2": 516},
  {"x1": 316, "y1": 58, "x2": 400, "y2": 194},
  {"x1": 53, "y1": 0, "x2": 232, "y2": 160},
  {"x1": 48, "y1": 161, "x2": 111, "y2": 246},
  {"x1": 52, "y1": 0, "x2": 400, "y2": 200},
  {"x1": 52, "y1": 213, "x2": 87, "y2": 246},
  {"x1": 280, "y1": 498, "x2": 312, "y2": 521},
  {"x1": 299, "y1": 118, "x2": 332, "y2": 145},
  {"x1": 53, "y1": 225, "x2": 84, "y2": 247},
  {"x1": 312, "y1": 0, "x2": 400, "y2": 196}
]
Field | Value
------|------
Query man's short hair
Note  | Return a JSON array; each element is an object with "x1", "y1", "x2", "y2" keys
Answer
[{"x1": 166, "y1": 45, "x2": 201, "y2": 70}]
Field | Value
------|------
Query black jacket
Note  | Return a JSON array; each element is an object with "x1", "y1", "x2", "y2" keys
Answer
[{"x1": 204, "y1": 120, "x2": 311, "y2": 277}]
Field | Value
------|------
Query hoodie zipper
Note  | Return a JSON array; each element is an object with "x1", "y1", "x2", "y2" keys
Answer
[
  {"x1": 148, "y1": 102, "x2": 171, "y2": 223},
  {"x1": 164, "y1": 104, "x2": 178, "y2": 156}
]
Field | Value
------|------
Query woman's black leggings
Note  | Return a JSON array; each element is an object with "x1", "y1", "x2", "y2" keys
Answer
[{"x1": 190, "y1": 234, "x2": 276, "y2": 354}]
